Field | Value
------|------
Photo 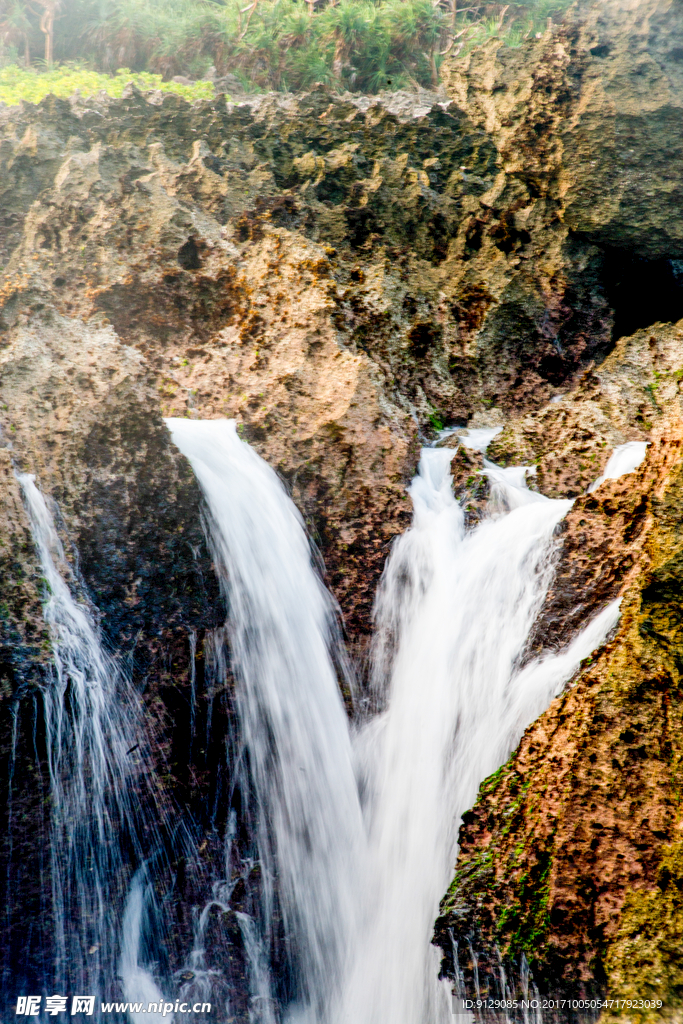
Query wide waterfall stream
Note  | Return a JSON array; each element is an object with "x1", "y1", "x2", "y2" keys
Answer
[
  {"x1": 13, "y1": 420, "x2": 623, "y2": 1022},
  {"x1": 167, "y1": 419, "x2": 621, "y2": 1024}
]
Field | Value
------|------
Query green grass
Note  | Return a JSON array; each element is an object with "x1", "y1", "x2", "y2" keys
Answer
[{"x1": 0, "y1": 62, "x2": 214, "y2": 106}]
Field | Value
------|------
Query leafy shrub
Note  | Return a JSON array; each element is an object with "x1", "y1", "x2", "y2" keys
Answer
[
  {"x1": 0, "y1": 62, "x2": 214, "y2": 105},
  {"x1": 0, "y1": 0, "x2": 576, "y2": 101}
]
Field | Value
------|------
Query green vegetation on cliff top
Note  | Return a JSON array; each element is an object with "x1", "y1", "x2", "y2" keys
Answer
[
  {"x1": 1, "y1": 0, "x2": 575, "y2": 102},
  {"x1": 0, "y1": 63, "x2": 214, "y2": 104}
]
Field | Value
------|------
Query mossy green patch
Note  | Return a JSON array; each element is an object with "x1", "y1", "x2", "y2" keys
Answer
[{"x1": 604, "y1": 842, "x2": 683, "y2": 1017}]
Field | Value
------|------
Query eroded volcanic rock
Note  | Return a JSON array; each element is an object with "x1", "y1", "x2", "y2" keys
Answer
[{"x1": 434, "y1": 326, "x2": 683, "y2": 1002}]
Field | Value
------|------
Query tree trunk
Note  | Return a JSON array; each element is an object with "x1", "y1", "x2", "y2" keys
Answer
[
  {"x1": 39, "y1": 2, "x2": 59, "y2": 66},
  {"x1": 238, "y1": 0, "x2": 259, "y2": 40}
]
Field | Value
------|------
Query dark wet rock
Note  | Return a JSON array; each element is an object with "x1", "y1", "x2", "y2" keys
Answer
[{"x1": 449, "y1": 443, "x2": 489, "y2": 528}]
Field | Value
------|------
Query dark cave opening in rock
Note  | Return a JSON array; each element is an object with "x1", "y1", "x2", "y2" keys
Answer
[
  {"x1": 602, "y1": 249, "x2": 683, "y2": 341},
  {"x1": 177, "y1": 237, "x2": 202, "y2": 270}
]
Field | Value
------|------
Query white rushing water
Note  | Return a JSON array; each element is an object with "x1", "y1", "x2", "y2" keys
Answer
[
  {"x1": 166, "y1": 420, "x2": 620, "y2": 1023},
  {"x1": 120, "y1": 872, "x2": 170, "y2": 1024},
  {"x1": 16, "y1": 474, "x2": 170, "y2": 1015},
  {"x1": 336, "y1": 450, "x2": 619, "y2": 1024},
  {"x1": 165, "y1": 419, "x2": 366, "y2": 1021},
  {"x1": 457, "y1": 426, "x2": 503, "y2": 452},
  {"x1": 588, "y1": 441, "x2": 648, "y2": 492}
]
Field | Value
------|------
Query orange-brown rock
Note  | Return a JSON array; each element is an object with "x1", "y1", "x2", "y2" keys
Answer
[
  {"x1": 435, "y1": 323, "x2": 683, "y2": 1008},
  {"x1": 447, "y1": 441, "x2": 489, "y2": 527}
]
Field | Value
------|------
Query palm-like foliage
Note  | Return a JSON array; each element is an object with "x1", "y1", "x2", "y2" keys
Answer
[
  {"x1": 1, "y1": 0, "x2": 576, "y2": 93},
  {"x1": 0, "y1": 0, "x2": 34, "y2": 64}
]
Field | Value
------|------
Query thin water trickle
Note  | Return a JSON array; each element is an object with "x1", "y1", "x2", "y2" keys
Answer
[
  {"x1": 119, "y1": 872, "x2": 170, "y2": 1024},
  {"x1": 16, "y1": 473, "x2": 175, "y2": 1017},
  {"x1": 167, "y1": 420, "x2": 620, "y2": 1024},
  {"x1": 17, "y1": 473, "x2": 141, "y2": 999},
  {"x1": 588, "y1": 441, "x2": 648, "y2": 493},
  {"x1": 235, "y1": 912, "x2": 279, "y2": 1024}
]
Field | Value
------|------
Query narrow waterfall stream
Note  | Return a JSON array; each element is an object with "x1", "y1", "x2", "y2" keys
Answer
[
  {"x1": 336, "y1": 446, "x2": 620, "y2": 1024},
  {"x1": 167, "y1": 419, "x2": 620, "y2": 1024},
  {"x1": 15, "y1": 474, "x2": 171, "y2": 1012},
  {"x1": 165, "y1": 419, "x2": 366, "y2": 1022}
]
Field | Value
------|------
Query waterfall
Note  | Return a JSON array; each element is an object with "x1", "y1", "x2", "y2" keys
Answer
[
  {"x1": 337, "y1": 448, "x2": 619, "y2": 1023},
  {"x1": 167, "y1": 420, "x2": 619, "y2": 1024},
  {"x1": 16, "y1": 474, "x2": 172, "y2": 1014},
  {"x1": 119, "y1": 872, "x2": 169, "y2": 1024},
  {"x1": 165, "y1": 419, "x2": 366, "y2": 1021}
]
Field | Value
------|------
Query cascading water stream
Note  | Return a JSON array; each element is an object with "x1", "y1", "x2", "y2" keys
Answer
[
  {"x1": 165, "y1": 419, "x2": 366, "y2": 1022},
  {"x1": 167, "y1": 419, "x2": 621, "y2": 1024},
  {"x1": 15, "y1": 474, "x2": 175, "y2": 1018},
  {"x1": 336, "y1": 447, "x2": 619, "y2": 1024}
]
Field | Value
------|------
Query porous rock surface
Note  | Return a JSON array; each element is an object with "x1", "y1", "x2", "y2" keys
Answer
[
  {"x1": 431, "y1": 0, "x2": 683, "y2": 1008},
  {"x1": 435, "y1": 318, "x2": 683, "y2": 1006}
]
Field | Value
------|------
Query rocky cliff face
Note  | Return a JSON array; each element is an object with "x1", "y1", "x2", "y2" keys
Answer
[
  {"x1": 2, "y1": 0, "x2": 683, "y2": 1011},
  {"x1": 434, "y1": 0, "x2": 683, "y2": 1006},
  {"x1": 0, "y1": 50, "x2": 646, "y2": 654}
]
